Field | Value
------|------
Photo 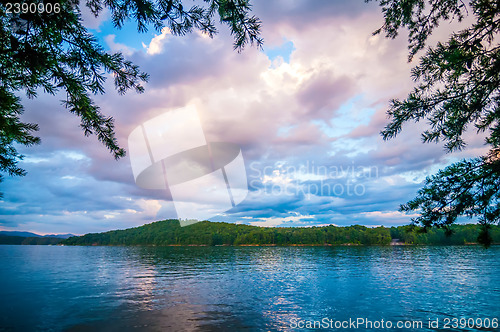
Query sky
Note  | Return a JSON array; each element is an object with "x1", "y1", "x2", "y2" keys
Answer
[{"x1": 0, "y1": 0, "x2": 487, "y2": 235}]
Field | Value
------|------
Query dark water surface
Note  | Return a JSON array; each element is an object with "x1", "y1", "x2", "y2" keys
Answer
[{"x1": 0, "y1": 245, "x2": 499, "y2": 331}]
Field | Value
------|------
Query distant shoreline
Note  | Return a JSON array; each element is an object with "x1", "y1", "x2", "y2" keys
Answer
[
  {"x1": 56, "y1": 242, "x2": 497, "y2": 248},
  {"x1": 61, "y1": 220, "x2": 500, "y2": 247},
  {"x1": 3, "y1": 220, "x2": 498, "y2": 247}
]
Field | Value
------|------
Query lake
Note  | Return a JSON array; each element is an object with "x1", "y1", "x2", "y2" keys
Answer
[{"x1": 0, "y1": 245, "x2": 499, "y2": 331}]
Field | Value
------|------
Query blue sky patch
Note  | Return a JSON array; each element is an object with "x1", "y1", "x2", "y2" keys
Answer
[{"x1": 263, "y1": 39, "x2": 295, "y2": 63}]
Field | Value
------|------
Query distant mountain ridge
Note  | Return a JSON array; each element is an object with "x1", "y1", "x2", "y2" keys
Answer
[
  {"x1": 0, "y1": 235, "x2": 63, "y2": 245},
  {"x1": 0, "y1": 231, "x2": 76, "y2": 239},
  {"x1": 0, "y1": 231, "x2": 77, "y2": 245}
]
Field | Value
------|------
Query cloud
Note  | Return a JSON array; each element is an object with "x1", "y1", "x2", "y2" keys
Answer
[
  {"x1": 361, "y1": 211, "x2": 420, "y2": 220},
  {"x1": 249, "y1": 214, "x2": 314, "y2": 227},
  {"x1": 105, "y1": 34, "x2": 135, "y2": 56},
  {"x1": 296, "y1": 72, "x2": 355, "y2": 119},
  {"x1": 80, "y1": 4, "x2": 109, "y2": 31},
  {"x1": 145, "y1": 27, "x2": 172, "y2": 55}
]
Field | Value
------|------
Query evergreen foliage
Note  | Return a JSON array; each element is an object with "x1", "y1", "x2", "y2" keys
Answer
[{"x1": 372, "y1": 0, "x2": 500, "y2": 244}]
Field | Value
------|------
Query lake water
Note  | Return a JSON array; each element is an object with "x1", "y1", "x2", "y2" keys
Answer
[{"x1": 0, "y1": 245, "x2": 499, "y2": 331}]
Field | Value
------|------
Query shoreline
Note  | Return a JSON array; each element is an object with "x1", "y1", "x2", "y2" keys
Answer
[{"x1": 55, "y1": 242, "x2": 498, "y2": 247}]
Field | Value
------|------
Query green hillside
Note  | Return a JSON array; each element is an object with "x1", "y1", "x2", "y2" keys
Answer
[{"x1": 62, "y1": 220, "x2": 500, "y2": 246}]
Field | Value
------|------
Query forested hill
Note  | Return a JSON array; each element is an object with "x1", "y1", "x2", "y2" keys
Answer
[{"x1": 62, "y1": 220, "x2": 500, "y2": 246}]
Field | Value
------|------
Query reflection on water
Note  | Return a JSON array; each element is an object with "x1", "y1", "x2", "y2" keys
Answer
[{"x1": 0, "y1": 246, "x2": 499, "y2": 331}]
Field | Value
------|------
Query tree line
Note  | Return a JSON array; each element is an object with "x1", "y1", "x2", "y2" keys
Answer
[{"x1": 62, "y1": 220, "x2": 500, "y2": 246}]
